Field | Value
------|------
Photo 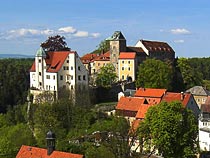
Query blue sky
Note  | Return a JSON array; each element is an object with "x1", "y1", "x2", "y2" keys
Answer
[{"x1": 0, "y1": 0, "x2": 210, "y2": 57}]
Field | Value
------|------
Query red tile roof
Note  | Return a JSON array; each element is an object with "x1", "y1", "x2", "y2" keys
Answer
[
  {"x1": 30, "y1": 51, "x2": 73, "y2": 73},
  {"x1": 16, "y1": 145, "x2": 83, "y2": 158},
  {"x1": 162, "y1": 92, "x2": 191, "y2": 107},
  {"x1": 135, "y1": 104, "x2": 153, "y2": 119},
  {"x1": 119, "y1": 52, "x2": 136, "y2": 59},
  {"x1": 134, "y1": 88, "x2": 167, "y2": 98},
  {"x1": 141, "y1": 40, "x2": 175, "y2": 53},
  {"x1": 116, "y1": 97, "x2": 146, "y2": 111},
  {"x1": 94, "y1": 51, "x2": 110, "y2": 61},
  {"x1": 81, "y1": 53, "x2": 97, "y2": 63}
]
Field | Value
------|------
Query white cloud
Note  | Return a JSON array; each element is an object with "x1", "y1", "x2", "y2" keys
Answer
[
  {"x1": 170, "y1": 28, "x2": 191, "y2": 35},
  {"x1": 73, "y1": 31, "x2": 89, "y2": 37},
  {"x1": 58, "y1": 26, "x2": 76, "y2": 34},
  {"x1": 91, "y1": 32, "x2": 100, "y2": 38},
  {"x1": 174, "y1": 39, "x2": 185, "y2": 43},
  {"x1": 0, "y1": 26, "x2": 100, "y2": 40}
]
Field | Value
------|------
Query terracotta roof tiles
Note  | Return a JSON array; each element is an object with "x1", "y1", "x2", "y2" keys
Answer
[
  {"x1": 119, "y1": 52, "x2": 136, "y2": 59},
  {"x1": 16, "y1": 145, "x2": 83, "y2": 158},
  {"x1": 116, "y1": 97, "x2": 146, "y2": 112},
  {"x1": 162, "y1": 92, "x2": 191, "y2": 107},
  {"x1": 134, "y1": 88, "x2": 167, "y2": 98},
  {"x1": 30, "y1": 51, "x2": 73, "y2": 73}
]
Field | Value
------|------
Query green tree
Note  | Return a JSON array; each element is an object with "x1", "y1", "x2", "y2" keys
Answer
[
  {"x1": 177, "y1": 58, "x2": 203, "y2": 90},
  {"x1": 41, "y1": 35, "x2": 70, "y2": 52},
  {"x1": 96, "y1": 64, "x2": 117, "y2": 88},
  {"x1": 91, "y1": 40, "x2": 110, "y2": 54},
  {"x1": 138, "y1": 101, "x2": 198, "y2": 158},
  {"x1": 0, "y1": 123, "x2": 36, "y2": 158},
  {"x1": 136, "y1": 59, "x2": 173, "y2": 90}
]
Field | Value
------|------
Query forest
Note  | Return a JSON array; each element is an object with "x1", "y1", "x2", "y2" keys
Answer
[{"x1": 0, "y1": 56, "x2": 210, "y2": 157}]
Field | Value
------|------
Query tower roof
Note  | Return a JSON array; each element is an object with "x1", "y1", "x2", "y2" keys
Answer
[
  {"x1": 106, "y1": 31, "x2": 126, "y2": 41},
  {"x1": 36, "y1": 47, "x2": 46, "y2": 57}
]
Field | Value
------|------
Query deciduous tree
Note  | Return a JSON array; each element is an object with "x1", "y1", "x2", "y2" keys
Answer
[
  {"x1": 136, "y1": 59, "x2": 173, "y2": 90},
  {"x1": 96, "y1": 64, "x2": 117, "y2": 88},
  {"x1": 138, "y1": 101, "x2": 198, "y2": 158},
  {"x1": 41, "y1": 35, "x2": 69, "y2": 52}
]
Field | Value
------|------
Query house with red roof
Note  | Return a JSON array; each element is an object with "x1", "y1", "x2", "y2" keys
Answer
[
  {"x1": 162, "y1": 92, "x2": 200, "y2": 118},
  {"x1": 30, "y1": 47, "x2": 88, "y2": 103},
  {"x1": 16, "y1": 145, "x2": 83, "y2": 158},
  {"x1": 118, "y1": 52, "x2": 137, "y2": 81},
  {"x1": 16, "y1": 131, "x2": 83, "y2": 158}
]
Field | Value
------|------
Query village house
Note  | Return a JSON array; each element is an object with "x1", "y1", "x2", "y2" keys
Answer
[
  {"x1": 186, "y1": 86, "x2": 210, "y2": 109},
  {"x1": 30, "y1": 47, "x2": 88, "y2": 103},
  {"x1": 199, "y1": 97, "x2": 210, "y2": 151},
  {"x1": 16, "y1": 131, "x2": 83, "y2": 158},
  {"x1": 116, "y1": 88, "x2": 200, "y2": 153}
]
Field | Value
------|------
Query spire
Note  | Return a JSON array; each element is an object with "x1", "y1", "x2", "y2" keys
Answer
[
  {"x1": 106, "y1": 31, "x2": 126, "y2": 41},
  {"x1": 46, "y1": 130, "x2": 56, "y2": 155},
  {"x1": 36, "y1": 47, "x2": 46, "y2": 57}
]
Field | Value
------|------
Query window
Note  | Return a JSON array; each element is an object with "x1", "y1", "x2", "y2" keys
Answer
[
  {"x1": 66, "y1": 75, "x2": 70, "y2": 80},
  {"x1": 128, "y1": 67, "x2": 130, "y2": 71},
  {"x1": 71, "y1": 76, "x2": 73, "y2": 80},
  {"x1": 98, "y1": 63, "x2": 100, "y2": 66},
  {"x1": 54, "y1": 86, "x2": 55, "y2": 90},
  {"x1": 60, "y1": 75, "x2": 63, "y2": 80},
  {"x1": 39, "y1": 82, "x2": 42, "y2": 86},
  {"x1": 71, "y1": 66, "x2": 73, "y2": 70},
  {"x1": 39, "y1": 59, "x2": 41, "y2": 63},
  {"x1": 39, "y1": 72, "x2": 41, "y2": 76},
  {"x1": 83, "y1": 75, "x2": 86, "y2": 80},
  {"x1": 122, "y1": 61, "x2": 124, "y2": 64},
  {"x1": 122, "y1": 75, "x2": 124, "y2": 80},
  {"x1": 122, "y1": 67, "x2": 124, "y2": 71},
  {"x1": 46, "y1": 85, "x2": 48, "y2": 90},
  {"x1": 128, "y1": 61, "x2": 130, "y2": 64},
  {"x1": 46, "y1": 75, "x2": 50, "y2": 79},
  {"x1": 53, "y1": 75, "x2": 55, "y2": 80},
  {"x1": 66, "y1": 60, "x2": 69, "y2": 63},
  {"x1": 78, "y1": 66, "x2": 81, "y2": 71},
  {"x1": 78, "y1": 75, "x2": 81, "y2": 80}
]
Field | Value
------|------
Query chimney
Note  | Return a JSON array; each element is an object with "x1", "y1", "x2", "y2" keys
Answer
[
  {"x1": 181, "y1": 92, "x2": 185, "y2": 101},
  {"x1": 46, "y1": 130, "x2": 56, "y2": 155}
]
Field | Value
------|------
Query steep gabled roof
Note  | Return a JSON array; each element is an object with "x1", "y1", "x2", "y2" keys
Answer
[
  {"x1": 135, "y1": 104, "x2": 153, "y2": 119},
  {"x1": 30, "y1": 51, "x2": 73, "y2": 73},
  {"x1": 162, "y1": 92, "x2": 191, "y2": 107},
  {"x1": 186, "y1": 86, "x2": 210, "y2": 96},
  {"x1": 126, "y1": 46, "x2": 145, "y2": 54},
  {"x1": 116, "y1": 97, "x2": 147, "y2": 112},
  {"x1": 93, "y1": 51, "x2": 110, "y2": 61},
  {"x1": 81, "y1": 53, "x2": 97, "y2": 64},
  {"x1": 16, "y1": 145, "x2": 83, "y2": 158},
  {"x1": 119, "y1": 52, "x2": 136, "y2": 59},
  {"x1": 106, "y1": 31, "x2": 126, "y2": 41},
  {"x1": 141, "y1": 40, "x2": 175, "y2": 53},
  {"x1": 134, "y1": 88, "x2": 167, "y2": 98}
]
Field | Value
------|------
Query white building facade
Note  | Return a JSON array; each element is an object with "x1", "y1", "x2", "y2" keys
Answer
[
  {"x1": 199, "y1": 104, "x2": 210, "y2": 151},
  {"x1": 30, "y1": 47, "x2": 88, "y2": 103}
]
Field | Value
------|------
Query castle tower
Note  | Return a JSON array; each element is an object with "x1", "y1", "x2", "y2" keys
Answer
[
  {"x1": 107, "y1": 31, "x2": 126, "y2": 76},
  {"x1": 35, "y1": 47, "x2": 46, "y2": 90}
]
